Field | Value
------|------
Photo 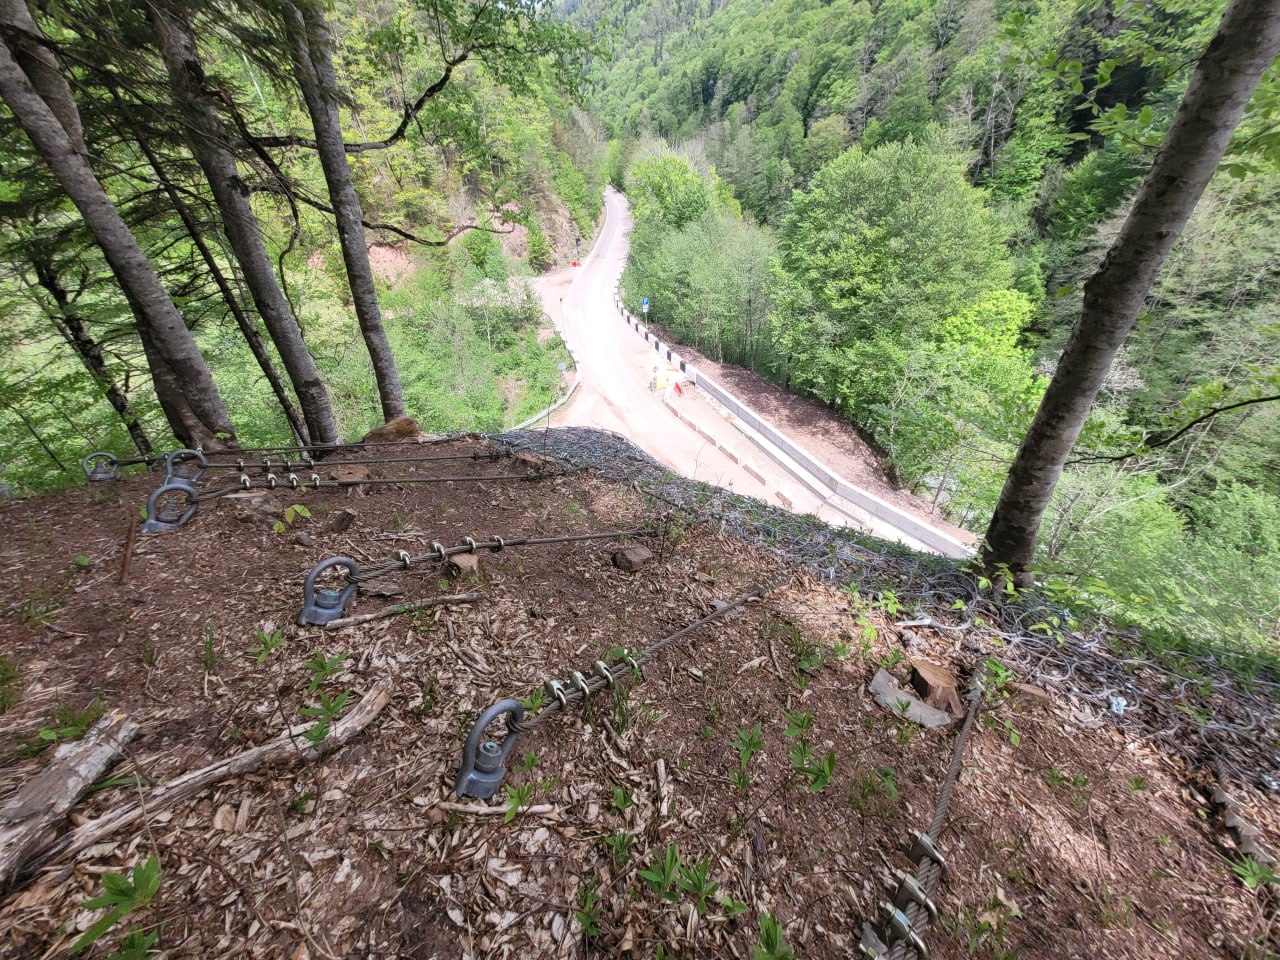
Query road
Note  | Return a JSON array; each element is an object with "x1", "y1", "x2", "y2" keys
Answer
[{"x1": 533, "y1": 187, "x2": 943, "y2": 552}]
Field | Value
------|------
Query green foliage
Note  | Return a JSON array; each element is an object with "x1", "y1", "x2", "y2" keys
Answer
[
  {"x1": 71, "y1": 856, "x2": 162, "y2": 954},
  {"x1": 638, "y1": 844, "x2": 682, "y2": 901},
  {"x1": 625, "y1": 150, "x2": 712, "y2": 230},
  {"x1": 300, "y1": 689, "x2": 351, "y2": 744},
  {"x1": 503, "y1": 782, "x2": 536, "y2": 823},
  {"x1": 0, "y1": 655, "x2": 19, "y2": 714},
  {"x1": 248, "y1": 627, "x2": 286, "y2": 664},
  {"x1": 753, "y1": 911, "x2": 794, "y2": 960},
  {"x1": 303, "y1": 651, "x2": 350, "y2": 693}
]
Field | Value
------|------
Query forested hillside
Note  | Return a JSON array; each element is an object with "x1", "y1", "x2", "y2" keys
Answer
[
  {"x1": 1, "y1": 0, "x2": 603, "y2": 491},
  {"x1": 574, "y1": 0, "x2": 1280, "y2": 652}
]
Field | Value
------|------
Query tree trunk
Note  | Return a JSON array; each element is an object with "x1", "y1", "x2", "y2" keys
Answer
[
  {"x1": 0, "y1": 0, "x2": 84, "y2": 152},
  {"x1": 982, "y1": 0, "x2": 1280, "y2": 582},
  {"x1": 130, "y1": 127, "x2": 311, "y2": 446},
  {"x1": 150, "y1": 5, "x2": 340, "y2": 445},
  {"x1": 0, "y1": 13, "x2": 235, "y2": 448},
  {"x1": 284, "y1": 1, "x2": 407, "y2": 422},
  {"x1": 34, "y1": 261, "x2": 155, "y2": 458}
]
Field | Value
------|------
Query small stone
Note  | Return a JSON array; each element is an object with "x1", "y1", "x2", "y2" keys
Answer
[
  {"x1": 293, "y1": 532, "x2": 314, "y2": 547},
  {"x1": 329, "y1": 508, "x2": 357, "y2": 533},
  {"x1": 909, "y1": 659, "x2": 963, "y2": 717},
  {"x1": 448, "y1": 553, "x2": 481, "y2": 580},
  {"x1": 612, "y1": 546, "x2": 654, "y2": 572}
]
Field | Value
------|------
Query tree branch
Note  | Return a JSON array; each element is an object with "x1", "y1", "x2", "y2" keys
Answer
[{"x1": 1069, "y1": 393, "x2": 1280, "y2": 464}]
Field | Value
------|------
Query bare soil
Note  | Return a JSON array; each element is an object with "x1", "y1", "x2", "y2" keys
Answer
[{"x1": 0, "y1": 437, "x2": 1275, "y2": 959}]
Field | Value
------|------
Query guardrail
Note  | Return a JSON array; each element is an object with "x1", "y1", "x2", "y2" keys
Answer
[{"x1": 611, "y1": 286, "x2": 971, "y2": 559}]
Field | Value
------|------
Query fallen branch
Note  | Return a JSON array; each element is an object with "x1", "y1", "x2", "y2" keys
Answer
[
  {"x1": 436, "y1": 802, "x2": 555, "y2": 817},
  {"x1": 0, "y1": 711, "x2": 138, "y2": 892},
  {"x1": 20, "y1": 678, "x2": 392, "y2": 879},
  {"x1": 322, "y1": 593, "x2": 484, "y2": 630}
]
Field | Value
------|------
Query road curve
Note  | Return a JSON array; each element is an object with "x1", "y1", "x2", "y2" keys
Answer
[{"x1": 534, "y1": 187, "x2": 953, "y2": 554}]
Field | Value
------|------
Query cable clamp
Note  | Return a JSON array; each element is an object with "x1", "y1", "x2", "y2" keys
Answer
[
  {"x1": 82, "y1": 452, "x2": 119, "y2": 482},
  {"x1": 489, "y1": 536, "x2": 505, "y2": 552},
  {"x1": 235, "y1": 458, "x2": 245, "y2": 472},
  {"x1": 907, "y1": 831, "x2": 947, "y2": 873},
  {"x1": 266, "y1": 473, "x2": 277, "y2": 489},
  {"x1": 893, "y1": 871, "x2": 939, "y2": 925},
  {"x1": 620, "y1": 648, "x2": 643, "y2": 677},
  {"x1": 240, "y1": 474, "x2": 251, "y2": 489},
  {"x1": 545, "y1": 679, "x2": 568, "y2": 710},
  {"x1": 398, "y1": 550, "x2": 412, "y2": 569},
  {"x1": 877, "y1": 902, "x2": 929, "y2": 958},
  {"x1": 462, "y1": 536, "x2": 477, "y2": 553},
  {"x1": 593, "y1": 660, "x2": 615, "y2": 687},
  {"x1": 431, "y1": 541, "x2": 447, "y2": 561},
  {"x1": 569, "y1": 671, "x2": 590, "y2": 699},
  {"x1": 311, "y1": 473, "x2": 321, "y2": 489},
  {"x1": 289, "y1": 473, "x2": 299, "y2": 489}
]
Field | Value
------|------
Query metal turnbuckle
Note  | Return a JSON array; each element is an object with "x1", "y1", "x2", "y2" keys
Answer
[
  {"x1": 298, "y1": 556, "x2": 361, "y2": 626},
  {"x1": 164, "y1": 448, "x2": 208, "y2": 483},
  {"x1": 82, "y1": 452, "x2": 118, "y2": 482},
  {"x1": 454, "y1": 699, "x2": 526, "y2": 799},
  {"x1": 140, "y1": 480, "x2": 200, "y2": 534}
]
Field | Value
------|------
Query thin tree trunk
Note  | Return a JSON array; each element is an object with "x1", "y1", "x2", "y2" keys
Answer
[
  {"x1": 0, "y1": 23, "x2": 234, "y2": 448},
  {"x1": 130, "y1": 128, "x2": 311, "y2": 446},
  {"x1": 284, "y1": 1, "x2": 406, "y2": 421},
  {"x1": 34, "y1": 262, "x2": 155, "y2": 458},
  {"x1": 150, "y1": 5, "x2": 340, "y2": 445},
  {"x1": 0, "y1": 0, "x2": 83, "y2": 152},
  {"x1": 982, "y1": 0, "x2": 1280, "y2": 582},
  {"x1": 4, "y1": 397, "x2": 68, "y2": 471}
]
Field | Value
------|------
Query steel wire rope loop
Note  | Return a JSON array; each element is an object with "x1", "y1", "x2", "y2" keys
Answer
[{"x1": 191, "y1": 450, "x2": 510, "y2": 471}]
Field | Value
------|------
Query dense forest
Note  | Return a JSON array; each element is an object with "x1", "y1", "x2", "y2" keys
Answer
[
  {"x1": 574, "y1": 0, "x2": 1280, "y2": 653},
  {"x1": 0, "y1": 0, "x2": 601, "y2": 484}
]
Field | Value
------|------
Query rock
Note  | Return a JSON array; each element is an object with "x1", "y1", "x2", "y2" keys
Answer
[
  {"x1": 364, "y1": 580, "x2": 404, "y2": 598},
  {"x1": 1011, "y1": 682, "x2": 1053, "y2": 705},
  {"x1": 330, "y1": 465, "x2": 370, "y2": 483},
  {"x1": 910, "y1": 659, "x2": 963, "y2": 717},
  {"x1": 612, "y1": 545, "x2": 654, "y2": 572},
  {"x1": 870, "y1": 669, "x2": 954, "y2": 728},
  {"x1": 447, "y1": 553, "x2": 481, "y2": 581},
  {"x1": 229, "y1": 494, "x2": 281, "y2": 524},
  {"x1": 361, "y1": 415, "x2": 425, "y2": 444},
  {"x1": 293, "y1": 532, "x2": 314, "y2": 547},
  {"x1": 329, "y1": 508, "x2": 357, "y2": 533}
]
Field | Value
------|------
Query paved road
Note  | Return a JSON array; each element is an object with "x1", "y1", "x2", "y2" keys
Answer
[{"x1": 534, "y1": 187, "x2": 940, "y2": 552}]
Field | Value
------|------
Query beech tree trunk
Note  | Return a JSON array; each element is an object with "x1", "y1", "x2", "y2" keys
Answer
[
  {"x1": 284, "y1": 1, "x2": 407, "y2": 421},
  {"x1": 34, "y1": 261, "x2": 155, "y2": 458},
  {"x1": 150, "y1": 5, "x2": 340, "y2": 445},
  {"x1": 982, "y1": 0, "x2": 1280, "y2": 582},
  {"x1": 0, "y1": 7, "x2": 235, "y2": 448},
  {"x1": 131, "y1": 129, "x2": 311, "y2": 446}
]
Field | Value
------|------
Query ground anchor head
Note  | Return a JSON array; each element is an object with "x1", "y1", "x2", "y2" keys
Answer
[
  {"x1": 454, "y1": 699, "x2": 525, "y2": 800},
  {"x1": 298, "y1": 556, "x2": 361, "y2": 626}
]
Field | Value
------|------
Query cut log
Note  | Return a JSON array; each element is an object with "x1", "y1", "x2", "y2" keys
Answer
[
  {"x1": 0, "y1": 711, "x2": 138, "y2": 892},
  {"x1": 447, "y1": 553, "x2": 481, "y2": 581},
  {"x1": 18, "y1": 677, "x2": 392, "y2": 882},
  {"x1": 322, "y1": 592, "x2": 484, "y2": 630},
  {"x1": 909, "y1": 659, "x2": 964, "y2": 717}
]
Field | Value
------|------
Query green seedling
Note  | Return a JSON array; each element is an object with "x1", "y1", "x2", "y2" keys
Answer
[
  {"x1": 610, "y1": 784, "x2": 634, "y2": 813},
  {"x1": 603, "y1": 831, "x2": 634, "y2": 864},
  {"x1": 781, "y1": 709, "x2": 813, "y2": 739},
  {"x1": 518, "y1": 687, "x2": 546, "y2": 712},
  {"x1": 519, "y1": 751, "x2": 539, "y2": 773},
  {"x1": 0, "y1": 655, "x2": 21, "y2": 713},
  {"x1": 503, "y1": 783, "x2": 536, "y2": 823},
  {"x1": 797, "y1": 750, "x2": 836, "y2": 793},
  {"x1": 71, "y1": 856, "x2": 161, "y2": 954},
  {"x1": 303, "y1": 651, "x2": 349, "y2": 693},
  {"x1": 730, "y1": 768, "x2": 751, "y2": 792},
  {"x1": 272, "y1": 503, "x2": 311, "y2": 534},
  {"x1": 850, "y1": 766, "x2": 898, "y2": 816},
  {"x1": 676, "y1": 856, "x2": 719, "y2": 915},
  {"x1": 575, "y1": 878, "x2": 602, "y2": 937},
  {"x1": 718, "y1": 893, "x2": 750, "y2": 919},
  {"x1": 638, "y1": 844, "x2": 682, "y2": 901},
  {"x1": 1232, "y1": 856, "x2": 1280, "y2": 890},
  {"x1": 300, "y1": 689, "x2": 350, "y2": 743},
  {"x1": 732, "y1": 723, "x2": 764, "y2": 768},
  {"x1": 753, "y1": 911, "x2": 794, "y2": 960},
  {"x1": 199, "y1": 625, "x2": 222, "y2": 674},
  {"x1": 248, "y1": 627, "x2": 286, "y2": 664}
]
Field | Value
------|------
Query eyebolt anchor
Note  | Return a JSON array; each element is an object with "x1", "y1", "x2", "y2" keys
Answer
[
  {"x1": 298, "y1": 556, "x2": 361, "y2": 626},
  {"x1": 454, "y1": 699, "x2": 525, "y2": 799}
]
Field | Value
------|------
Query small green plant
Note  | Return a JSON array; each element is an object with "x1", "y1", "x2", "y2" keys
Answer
[
  {"x1": 0, "y1": 655, "x2": 20, "y2": 714},
  {"x1": 781, "y1": 709, "x2": 813, "y2": 739},
  {"x1": 730, "y1": 768, "x2": 751, "y2": 792},
  {"x1": 1125, "y1": 776, "x2": 1148, "y2": 792},
  {"x1": 199, "y1": 625, "x2": 222, "y2": 674},
  {"x1": 676, "y1": 856, "x2": 719, "y2": 915},
  {"x1": 300, "y1": 689, "x2": 350, "y2": 743},
  {"x1": 717, "y1": 893, "x2": 750, "y2": 919},
  {"x1": 797, "y1": 749, "x2": 836, "y2": 793},
  {"x1": 638, "y1": 844, "x2": 682, "y2": 901},
  {"x1": 983, "y1": 658, "x2": 1014, "y2": 701},
  {"x1": 732, "y1": 723, "x2": 765, "y2": 767},
  {"x1": 25, "y1": 696, "x2": 106, "y2": 757},
  {"x1": 1232, "y1": 856, "x2": 1280, "y2": 890},
  {"x1": 503, "y1": 783, "x2": 536, "y2": 823},
  {"x1": 110, "y1": 929, "x2": 160, "y2": 959},
  {"x1": 73, "y1": 553, "x2": 91, "y2": 568},
  {"x1": 753, "y1": 911, "x2": 794, "y2": 960},
  {"x1": 876, "y1": 590, "x2": 903, "y2": 616},
  {"x1": 140, "y1": 639, "x2": 158, "y2": 669},
  {"x1": 1043, "y1": 767, "x2": 1068, "y2": 789},
  {"x1": 575, "y1": 877, "x2": 602, "y2": 938},
  {"x1": 248, "y1": 627, "x2": 286, "y2": 664},
  {"x1": 272, "y1": 503, "x2": 311, "y2": 534},
  {"x1": 71, "y1": 856, "x2": 161, "y2": 954},
  {"x1": 518, "y1": 687, "x2": 546, "y2": 712},
  {"x1": 610, "y1": 784, "x2": 634, "y2": 813},
  {"x1": 850, "y1": 765, "x2": 898, "y2": 817},
  {"x1": 603, "y1": 831, "x2": 634, "y2": 864},
  {"x1": 519, "y1": 751, "x2": 539, "y2": 773},
  {"x1": 303, "y1": 651, "x2": 349, "y2": 693}
]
